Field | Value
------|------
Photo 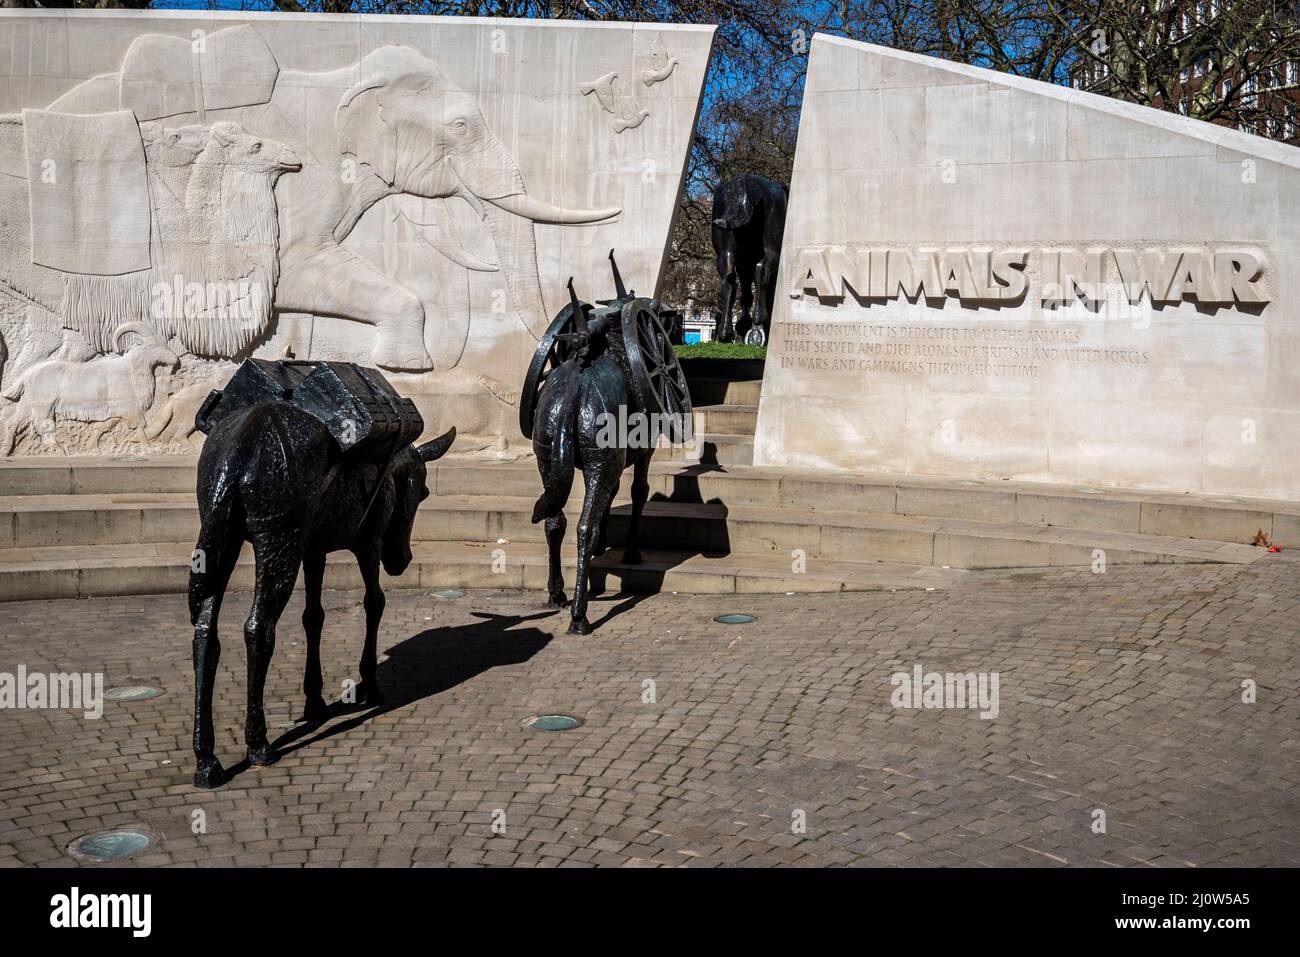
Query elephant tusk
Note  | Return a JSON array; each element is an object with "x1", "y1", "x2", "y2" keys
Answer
[
  {"x1": 446, "y1": 163, "x2": 490, "y2": 221},
  {"x1": 484, "y1": 193, "x2": 621, "y2": 225},
  {"x1": 399, "y1": 210, "x2": 499, "y2": 273}
]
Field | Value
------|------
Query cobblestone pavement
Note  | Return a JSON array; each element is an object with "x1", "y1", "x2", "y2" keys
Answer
[{"x1": 1, "y1": 555, "x2": 1297, "y2": 868}]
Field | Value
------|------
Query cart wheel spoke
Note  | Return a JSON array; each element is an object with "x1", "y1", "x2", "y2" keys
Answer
[
  {"x1": 617, "y1": 297, "x2": 692, "y2": 444},
  {"x1": 521, "y1": 302, "x2": 585, "y2": 439}
]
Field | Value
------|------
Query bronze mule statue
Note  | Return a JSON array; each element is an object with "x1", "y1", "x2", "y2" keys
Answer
[
  {"x1": 521, "y1": 256, "x2": 691, "y2": 635},
  {"x1": 187, "y1": 359, "x2": 454, "y2": 788}
]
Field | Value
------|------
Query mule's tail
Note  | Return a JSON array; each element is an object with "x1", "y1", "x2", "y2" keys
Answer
[
  {"x1": 188, "y1": 454, "x2": 243, "y2": 625},
  {"x1": 531, "y1": 374, "x2": 579, "y2": 524},
  {"x1": 188, "y1": 486, "x2": 241, "y2": 625}
]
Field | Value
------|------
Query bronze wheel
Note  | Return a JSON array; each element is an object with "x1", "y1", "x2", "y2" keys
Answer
[
  {"x1": 520, "y1": 301, "x2": 587, "y2": 439},
  {"x1": 620, "y1": 298, "x2": 692, "y2": 444}
]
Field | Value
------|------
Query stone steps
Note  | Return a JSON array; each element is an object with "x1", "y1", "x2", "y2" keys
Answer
[
  {"x1": 0, "y1": 489, "x2": 1265, "y2": 564},
  {"x1": 0, "y1": 455, "x2": 1288, "y2": 601},
  {"x1": 672, "y1": 433, "x2": 755, "y2": 466},
  {"x1": 692, "y1": 404, "x2": 759, "y2": 435},
  {"x1": 684, "y1": 373, "x2": 760, "y2": 466},
  {"x1": 410, "y1": 496, "x2": 1265, "y2": 567},
  {"x1": 4, "y1": 456, "x2": 1293, "y2": 542},
  {"x1": 685, "y1": 377, "x2": 762, "y2": 406},
  {"x1": 0, "y1": 539, "x2": 968, "y2": 601}
]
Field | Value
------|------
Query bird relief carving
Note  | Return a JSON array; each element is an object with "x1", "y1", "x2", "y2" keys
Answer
[
  {"x1": 579, "y1": 72, "x2": 649, "y2": 134},
  {"x1": 641, "y1": 35, "x2": 678, "y2": 87}
]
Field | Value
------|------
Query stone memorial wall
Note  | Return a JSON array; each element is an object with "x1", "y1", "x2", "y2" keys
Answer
[
  {"x1": 756, "y1": 35, "x2": 1299, "y2": 501},
  {"x1": 0, "y1": 10, "x2": 713, "y2": 456}
]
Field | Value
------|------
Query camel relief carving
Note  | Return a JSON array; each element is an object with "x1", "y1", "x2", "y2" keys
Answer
[
  {"x1": 0, "y1": 111, "x2": 298, "y2": 455},
  {"x1": 1, "y1": 118, "x2": 298, "y2": 357},
  {"x1": 46, "y1": 26, "x2": 623, "y2": 372}
]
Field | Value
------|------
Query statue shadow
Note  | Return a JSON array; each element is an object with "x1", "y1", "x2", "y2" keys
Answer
[
  {"x1": 223, "y1": 610, "x2": 554, "y2": 777},
  {"x1": 578, "y1": 589, "x2": 657, "y2": 631},
  {"x1": 589, "y1": 463, "x2": 731, "y2": 615}
]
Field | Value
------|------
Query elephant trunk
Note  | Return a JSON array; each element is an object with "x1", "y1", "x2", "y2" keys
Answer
[
  {"x1": 450, "y1": 131, "x2": 621, "y2": 341},
  {"x1": 478, "y1": 192, "x2": 621, "y2": 342},
  {"x1": 481, "y1": 202, "x2": 551, "y2": 341}
]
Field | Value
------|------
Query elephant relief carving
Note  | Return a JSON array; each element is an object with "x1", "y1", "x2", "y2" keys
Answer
[
  {"x1": 0, "y1": 24, "x2": 626, "y2": 455},
  {"x1": 24, "y1": 25, "x2": 623, "y2": 374}
]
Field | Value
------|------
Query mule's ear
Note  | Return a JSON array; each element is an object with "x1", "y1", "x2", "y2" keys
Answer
[{"x1": 416, "y1": 426, "x2": 456, "y2": 462}]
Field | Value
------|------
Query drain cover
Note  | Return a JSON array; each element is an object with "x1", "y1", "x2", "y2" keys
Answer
[
  {"x1": 432, "y1": 589, "x2": 465, "y2": 599},
  {"x1": 520, "y1": 713, "x2": 584, "y2": 731},
  {"x1": 111, "y1": 455, "x2": 148, "y2": 463},
  {"x1": 68, "y1": 828, "x2": 153, "y2": 863},
  {"x1": 713, "y1": 613, "x2": 756, "y2": 624},
  {"x1": 106, "y1": 685, "x2": 164, "y2": 701}
]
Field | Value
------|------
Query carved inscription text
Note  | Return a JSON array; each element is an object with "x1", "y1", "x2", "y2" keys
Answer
[{"x1": 789, "y1": 245, "x2": 1268, "y2": 307}]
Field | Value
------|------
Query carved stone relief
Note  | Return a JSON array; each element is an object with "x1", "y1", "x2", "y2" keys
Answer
[
  {"x1": 0, "y1": 14, "x2": 713, "y2": 457},
  {"x1": 641, "y1": 34, "x2": 678, "y2": 86},
  {"x1": 580, "y1": 71, "x2": 650, "y2": 133}
]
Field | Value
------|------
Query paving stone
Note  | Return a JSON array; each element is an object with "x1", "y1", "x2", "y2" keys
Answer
[{"x1": 0, "y1": 556, "x2": 1296, "y2": 866}]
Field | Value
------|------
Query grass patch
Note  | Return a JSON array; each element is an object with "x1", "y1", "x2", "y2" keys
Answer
[{"x1": 674, "y1": 342, "x2": 767, "y2": 360}]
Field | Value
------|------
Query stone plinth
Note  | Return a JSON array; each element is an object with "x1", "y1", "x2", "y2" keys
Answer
[{"x1": 755, "y1": 34, "x2": 1299, "y2": 501}]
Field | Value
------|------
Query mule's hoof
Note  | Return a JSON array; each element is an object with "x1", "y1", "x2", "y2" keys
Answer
[
  {"x1": 567, "y1": 617, "x2": 592, "y2": 636},
  {"x1": 246, "y1": 743, "x2": 279, "y2": 767},
  {"x1": 623, "y1": 548, "x2": 643, "y2": 565},
  {"x1": 547, "y1": 592, "x2": 569, "y2": 609},
  {"x1": 357, "y1": 682, "x2": 386, "y2": 707},
  {"x1": 193, "y1": 758, "x2": 225, "y2": 789},
  {"x1": 300, "y1": 698, "x2": 329, "y2": 723}
]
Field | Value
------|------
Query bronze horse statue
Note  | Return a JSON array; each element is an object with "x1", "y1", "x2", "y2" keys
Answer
[
  {"x1": 187, "y1": 359, "x2": 454, "y2": 788},
  {"x1": 711, "y1": 174, "x2": 788, "y2": 344},
  {"x1": 524, "y1": 260, "x2": 690, "y2": 635}
]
